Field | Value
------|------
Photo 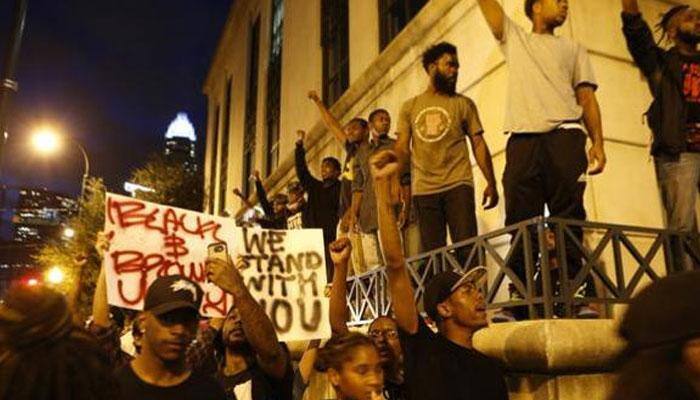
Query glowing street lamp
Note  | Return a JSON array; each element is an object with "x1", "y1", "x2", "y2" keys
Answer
[
  {"x1": 31, "y1": 127, "x2": 61, "y2": 154},
  {"x1": 30, "y1": 126, "x2": 91, "y2": 200},
  {"x1": 46, "y1": 266, "x2": 65, "y2": 285},
  {"x1": 63, "y1": 227, "x2": 75, "y2": 239}
]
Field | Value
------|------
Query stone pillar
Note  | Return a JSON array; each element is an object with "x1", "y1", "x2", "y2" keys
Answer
[{"x1": 474, "y1": 320, "x2": 626, "y2": 400}]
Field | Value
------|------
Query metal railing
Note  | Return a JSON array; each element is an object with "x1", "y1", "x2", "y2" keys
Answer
[{"x1": 345, "y1": 217, "x2": 700, "y2": 325}]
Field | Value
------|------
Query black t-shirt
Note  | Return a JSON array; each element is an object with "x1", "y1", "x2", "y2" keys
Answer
[
  {"x1": 682, "y1": 54, "x2": 700, "y2": 126},
  {"x1": 116, "y1": 364, "x2": 227, "y2": 400},
  {"x1": 217, "y1": 361, "x2": 294, "y2": 400},
  {"x1": 399, "y1": 318, "x2": 509, "y2": 400}
]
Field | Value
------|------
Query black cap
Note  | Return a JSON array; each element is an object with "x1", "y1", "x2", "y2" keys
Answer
[
  {"x1": 620, "y1": 270, "x2": 700, "y2": 350},
  {"x1": 423, "y1": 267, "x2": 487, "y2": 321},
  {"x1": 144, "y1": 275, "x2": 203, "y2": 316}
]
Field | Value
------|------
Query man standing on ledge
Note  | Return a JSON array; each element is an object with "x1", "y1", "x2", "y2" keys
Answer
[
  {"x1": 621, "y1": 0, "x2": 700, "y2": 271},
  {"x1": 394, "y1": 42, "x2": 499, "y2": 263},
  {"x1": 477, "y1": 0, "x2": 607, "y2": 320}
]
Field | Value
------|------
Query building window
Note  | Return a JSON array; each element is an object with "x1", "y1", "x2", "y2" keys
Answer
[
  {"x1": 379, "y1": 0, "x2": 428, "y2": 50},
  {"x1": 243, "y1": 18, "x2": 261, "y2": 197},
  {"x1": 219, "y1": 78, "x2": 232, "y2": 215},
  {"x1": 208, "y1": 105, "x2": 220, "y2": 214},
  {"x1": 266, "y1": 0, "x2": 284, "y2": 176},
  {"x1": 321, "y1": 0, "x2": 349, "y2": 105}
]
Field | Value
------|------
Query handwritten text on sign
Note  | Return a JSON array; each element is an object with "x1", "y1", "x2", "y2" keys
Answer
[{"x1": 103, "y1": 193, "x2": 331, "y2": 341}]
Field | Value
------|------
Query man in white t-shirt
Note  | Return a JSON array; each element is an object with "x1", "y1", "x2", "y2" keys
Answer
[{"x1": 477, "y1": 0, "x2": 607, "y2": 321}]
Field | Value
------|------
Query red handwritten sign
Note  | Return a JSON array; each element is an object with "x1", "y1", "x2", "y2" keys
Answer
[
  {"x1": 103, "y1": 193, "x2": 331, "y2": 341},
  {"x1": 104, "y1": 193, "x2": 236, "y2": 317}
]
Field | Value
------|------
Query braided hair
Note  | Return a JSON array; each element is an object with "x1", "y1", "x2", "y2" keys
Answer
[
  {"x1": 0, "y1": 285, "x2": 119, "y2": 400},
  {"x1": 656, "y1": 5, "x2": 690, "y2": 44}
]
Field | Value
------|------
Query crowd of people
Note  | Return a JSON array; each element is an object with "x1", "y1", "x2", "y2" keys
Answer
[{"x1": 2, "y1": 0, "x2": 700, "y2": 399}]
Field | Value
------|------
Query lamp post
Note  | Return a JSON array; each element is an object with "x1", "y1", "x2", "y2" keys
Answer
[{"x1": 31, "y1": 127, "x2": 90, "y2": 200}]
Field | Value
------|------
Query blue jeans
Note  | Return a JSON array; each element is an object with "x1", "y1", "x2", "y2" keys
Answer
[
  {"x1": 656, "y1": 152, "x2": 700, "y2": 232},
  {"x1": 656, "y1": 152, "x2": 700, "y2": 271}
]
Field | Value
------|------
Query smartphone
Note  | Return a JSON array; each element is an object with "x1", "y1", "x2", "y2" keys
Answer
[{"x1": 207, "y1": 242, "x2": 228, "y2": 262}]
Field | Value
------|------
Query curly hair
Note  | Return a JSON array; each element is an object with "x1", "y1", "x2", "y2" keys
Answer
[
  {"x1": 421, "y1": 42, "x2": 457, "y2": 72},
  {"x1": 314, "y1": 332, "x2": 378, "y2": 372},
  {"x1": 0, "y1": 285, "x2": 119, "y2": 400}
]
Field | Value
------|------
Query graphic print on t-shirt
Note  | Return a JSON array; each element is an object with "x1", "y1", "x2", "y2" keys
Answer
[
  {"x1": 683, "y1": 60, "x2": 700, "y2": 124},
  {"x1": 414, "y1": 106, "x2": 452, "y2": 143}
]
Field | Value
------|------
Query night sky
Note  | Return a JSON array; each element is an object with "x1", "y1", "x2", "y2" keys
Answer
[{"x1": 0, "y1": 0, "x2": 232, "y2": 197}]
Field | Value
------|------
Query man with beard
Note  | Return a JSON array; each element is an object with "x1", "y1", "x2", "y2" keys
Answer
[
  {"x1": 368, "y1": 149, "x2": 509, "y2": 400},
  {"x1": 328, "y1": 237, "x2": 406, "y2": 400},
  {"x1": 477, "y1": 0, "x2": 606, "y2": 320},
  {"x1": 394, "y1": 42, "x2": 499, "y2": 260},
  {"x1": 205, "y1": 254, "x2": 294, "y2": 400},
  {"x1": 621, "y1": 0, "x2": 700, "y2": 271}
]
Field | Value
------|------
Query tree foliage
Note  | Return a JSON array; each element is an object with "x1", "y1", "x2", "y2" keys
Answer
[
  {"x1": 129, "y1": 153, "x2": 203, "y2": 211},
  {"x1": 34, "y1": 177, "x2": 106, "y2": 321}
]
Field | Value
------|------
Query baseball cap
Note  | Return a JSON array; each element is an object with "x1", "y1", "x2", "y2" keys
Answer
[
  {"x1": 144, "y1": 275, "x2": 203, "y2": 317},
  {"x1": 423, "y1": 266, "x2": 487, "y2": 321},
  {"x1": 619, "y1": 270, "x2": 700, "y2": 351}
]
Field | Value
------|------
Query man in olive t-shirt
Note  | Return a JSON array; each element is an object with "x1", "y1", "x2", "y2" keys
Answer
[{"x1": 396, "y1": 42, "x2": 498, "y2": 258}]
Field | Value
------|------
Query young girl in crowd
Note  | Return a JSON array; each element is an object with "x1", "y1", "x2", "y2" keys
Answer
[{"x1": 314, "y1": 332, "x2": 384, "y2": 400}]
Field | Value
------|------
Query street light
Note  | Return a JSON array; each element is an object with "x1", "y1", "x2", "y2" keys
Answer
[
  {"x1": 63, "y1": 226, "x2": 75, "y2": 239},
  {"x1": 30, "y1": 126, "x2": 91, "y2": 200},
  {"x1": 46, "y1": 266, "x2": 64, "y2": 285}
]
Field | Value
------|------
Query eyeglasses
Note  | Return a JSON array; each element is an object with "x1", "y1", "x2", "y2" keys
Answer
[{"x1": 368, "y1": 329, "x2": 399, "y2": 339}]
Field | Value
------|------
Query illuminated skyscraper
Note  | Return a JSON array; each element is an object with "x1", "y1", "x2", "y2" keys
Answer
[{"x1": 164, "y1": 112, "x2": 197, "y2": 173}]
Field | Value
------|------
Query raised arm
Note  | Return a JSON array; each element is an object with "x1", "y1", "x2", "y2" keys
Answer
[
  {"x1": 295, "y1": 130, "x2": 321, "y2": 190},
  {"x1": 308, "y1": 90, "x2": 348, "y2": 145},
  {"x1": 468, "y1": 134, "x2": 499, "y2": 209},
  {"x1": 621, "y1": 0, "x2": 661, "y2": 80},
  {"x1": 576, "y1": 85, "x2": 607, "y2": 175},
  {"x1": 621, "y1": 0, "x2": 639, "y2": 14},
  {"x1": 233, "y1": 187, "x2": 254, "y2": 210},
  {"x1": 477, "y1": 0, "x2": 506, "y2": 41},
  {"x1": 328, "y1": 238, "x2": 352, "y2": 335},
  {"x1": 92, "y1": 231, "x2": 111, "y2": 327},
  {"x1": 253, "y1": 171, "x2": 274, "y2": 217},
  {"x1": 207, "y1": 255, "x2": 288, "y2": 378},
  {"x1": 371, "y1": 149, "x2": 419, "y2": 334}
]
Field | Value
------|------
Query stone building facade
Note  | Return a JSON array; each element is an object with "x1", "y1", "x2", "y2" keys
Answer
[{"x1": 203, "y1": 0, "x2": 698, "y2": 283}]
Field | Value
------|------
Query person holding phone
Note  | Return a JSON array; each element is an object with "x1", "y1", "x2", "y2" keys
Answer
[{"x1": 204, "y1": 243, "x2": 294, "y2": 400}]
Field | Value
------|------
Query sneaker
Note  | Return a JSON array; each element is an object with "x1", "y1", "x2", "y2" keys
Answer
[
  {"x1": 492, "y1": 283, "x2": 525, "y2": 323},
  {"x1": 575, "y1": 305, "x2": 599, "y2": 319},
  {"x1": 491, "y1": 309, "x2": 516, "y2": 323}
]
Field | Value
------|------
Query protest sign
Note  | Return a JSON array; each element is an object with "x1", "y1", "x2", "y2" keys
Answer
[{"x1": 103, "y1": 193, "x2": 330, "y2": 341}]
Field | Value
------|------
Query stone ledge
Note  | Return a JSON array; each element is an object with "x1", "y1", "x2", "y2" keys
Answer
[{"x1": 474, "y1": 320, "x2": 625, "y2": 374}]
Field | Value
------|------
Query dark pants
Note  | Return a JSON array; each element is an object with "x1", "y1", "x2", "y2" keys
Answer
[
  {"x1": 414, "y1": 184, "x2": 477, "y2": 265},
  {"x1": 504, "y1": 129, "x2": 591, "y2": 297}
]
